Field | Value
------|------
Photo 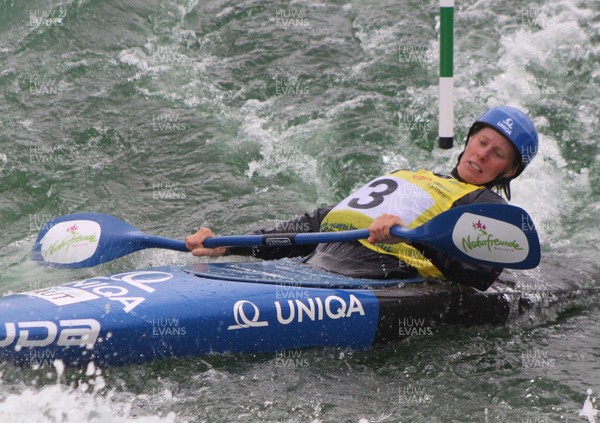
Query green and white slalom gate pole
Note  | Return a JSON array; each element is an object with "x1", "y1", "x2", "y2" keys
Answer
[{"x1": 438, "y1": 0, "x2": 454, "y2": 149}]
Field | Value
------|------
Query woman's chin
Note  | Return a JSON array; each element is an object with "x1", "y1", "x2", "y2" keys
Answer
[{"x1": 457, "y1": 166, "x2": 484, "y2": 185}]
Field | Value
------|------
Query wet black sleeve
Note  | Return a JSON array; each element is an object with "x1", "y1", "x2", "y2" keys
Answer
[
  {"x1": 412, "y1": 189, "x2": 507, "y2": 291},
  {"x1": 225, "y1": 206, "x2": 335, "y2": 260}
]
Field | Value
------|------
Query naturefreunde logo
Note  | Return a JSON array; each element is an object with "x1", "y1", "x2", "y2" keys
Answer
[
  {"x1": 452, "y1": 213, "x2": 529, "y2": 264},
  {"x1": 463, "y1": 219, "x2": 523, "y2": 253},
  {"x1": 40, "y1": 220, "x2": 101, "y2": 264}
]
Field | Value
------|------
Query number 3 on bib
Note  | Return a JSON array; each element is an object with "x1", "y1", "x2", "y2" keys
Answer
[{"x1": 348, "y1": 179, "x2": 398, "y2": 209}]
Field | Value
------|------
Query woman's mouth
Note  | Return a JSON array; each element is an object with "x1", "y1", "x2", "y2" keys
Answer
[{"x1": 469, "y1": 161, "x2": 483, "y2": 173}]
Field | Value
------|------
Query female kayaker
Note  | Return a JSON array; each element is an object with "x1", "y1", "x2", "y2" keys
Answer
[{"x1": 186, "y1": 106, "x2": 538, "y2": 291}]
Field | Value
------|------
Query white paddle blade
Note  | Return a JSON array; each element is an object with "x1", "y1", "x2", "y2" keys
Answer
[
  {"x1": 38, "y1": 220, "x2": 102, "y2": 265},
  {"x1": 452, "y1": 212, "x2": 529, "y2": 264}
]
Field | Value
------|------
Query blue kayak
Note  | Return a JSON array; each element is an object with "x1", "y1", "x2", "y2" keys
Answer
[{"x1": 0, "y1": 260, "x2": 585, "y2": 367}]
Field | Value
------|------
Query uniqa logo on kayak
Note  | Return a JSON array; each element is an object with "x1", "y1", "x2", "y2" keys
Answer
[
  {"x1": 227, "y1": 295, "x2": 365, "y2": 330},
  {"x1": 452, "y1": 213, "x2": 528, "y2": 264},
  {"x1": 39, "y1": 220, "x2": 100, "y2": 264}
]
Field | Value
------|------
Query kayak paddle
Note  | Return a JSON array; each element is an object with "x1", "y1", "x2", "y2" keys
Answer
[
  {"x1": 32, "y1": 203, "x2": 541, "y2": 269},
  {"x1": 31, "y1": 212, "x2": 189, "y2": 269}
]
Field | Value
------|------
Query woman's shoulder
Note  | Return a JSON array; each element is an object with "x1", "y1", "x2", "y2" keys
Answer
[
  {"x1": 453, "y1": 187, "x2": 507, "y2": 206},
  {"x1": 387, "y1": 169, "x2": 507, "y2": 205}
]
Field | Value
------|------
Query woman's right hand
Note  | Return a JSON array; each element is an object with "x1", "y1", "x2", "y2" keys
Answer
[
  {"x1": 185, "y1": 227, "x2": 227, "y2": 257},
  {"x1": 368, "y1": 213, "x2": 406, "y2": 244}
]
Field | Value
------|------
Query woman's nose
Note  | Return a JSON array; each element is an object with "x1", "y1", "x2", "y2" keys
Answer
[{"x1": 477, "y1": 147, "x2": 491, "y2": 162}]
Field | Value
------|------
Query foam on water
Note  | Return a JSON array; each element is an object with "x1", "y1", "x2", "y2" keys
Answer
[{"x1": 0, "y1": 367, "x2": 178, "y2": 423}]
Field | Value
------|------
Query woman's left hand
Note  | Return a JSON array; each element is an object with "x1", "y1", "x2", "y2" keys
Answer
[{"x1": 368, "y1": 213, "x2": 406, "y2": 244}]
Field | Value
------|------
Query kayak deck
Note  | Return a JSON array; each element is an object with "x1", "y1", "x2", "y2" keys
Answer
[
  {"x1": 0, "y1": 260, "x2": 594, "y2": 367},
  {"x1": 183, "y1": 259, "x2": 424, "y2": 288}
]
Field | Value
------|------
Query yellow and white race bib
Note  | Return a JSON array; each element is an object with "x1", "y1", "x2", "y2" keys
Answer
[{"x1": 320, "y1": 170, "x2": 481, "y2": 278}]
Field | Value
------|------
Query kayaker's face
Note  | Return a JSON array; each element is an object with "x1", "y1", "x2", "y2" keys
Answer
[{"x1": 457, "y1": 127, "x2": 519, "y2": 185}]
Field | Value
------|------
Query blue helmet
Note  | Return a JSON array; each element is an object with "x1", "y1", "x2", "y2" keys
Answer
[{"x1": 469, "y1": 106, "x2": 539, "y2": 175}]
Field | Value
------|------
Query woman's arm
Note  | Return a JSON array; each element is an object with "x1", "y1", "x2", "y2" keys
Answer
[{"x1": 186, "y1": 206, "x2": 335, "y2": 260}]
